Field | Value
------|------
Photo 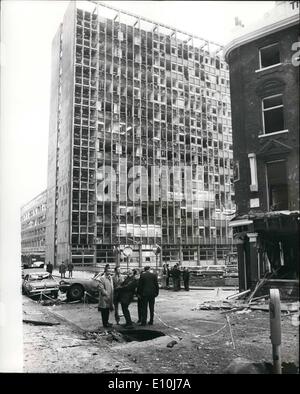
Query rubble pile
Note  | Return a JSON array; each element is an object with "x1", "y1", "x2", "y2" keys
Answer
[{"x1": 192, "y1": 290, "x2": 299, "y2": 314}]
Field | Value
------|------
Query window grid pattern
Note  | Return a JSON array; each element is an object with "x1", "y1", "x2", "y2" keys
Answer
[{"x1": 69, "y1": 6, "x2": 235, "y2": 264}]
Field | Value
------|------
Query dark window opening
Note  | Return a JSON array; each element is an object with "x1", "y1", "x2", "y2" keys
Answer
[
  {"x1": 260, "y1": 43, "x2": 280, "y2": 68},
  {"x1": 266, "y1": 161, "x2": 288, "y2": 211},
  {"x1": 262, "y1": 95, "x2": 284, "y2": 134}
]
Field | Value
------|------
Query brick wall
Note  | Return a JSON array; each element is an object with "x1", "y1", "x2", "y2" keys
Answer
[{"x1": 227, "y1": 25, "x2": 299, "y2": 215}]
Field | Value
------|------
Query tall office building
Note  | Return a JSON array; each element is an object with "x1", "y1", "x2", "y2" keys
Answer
[
  {"x1": 46, "y1": 1, "x2": 235, "y2": 268},
  {"x1": 21, "y1": 190, "x2": 47, "y2": 265}
]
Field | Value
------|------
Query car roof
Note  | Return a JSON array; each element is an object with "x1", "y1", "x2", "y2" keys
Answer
[{"x1": 23, "y1": 268, "x2": 48, "y2": 275}]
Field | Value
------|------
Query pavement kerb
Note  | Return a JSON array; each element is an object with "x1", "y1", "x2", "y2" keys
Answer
[{"x1": 47, "y1": 308, "x2": 87, "y2": 333}]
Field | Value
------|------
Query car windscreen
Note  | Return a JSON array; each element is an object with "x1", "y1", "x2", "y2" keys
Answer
[{"x1": 28, "y1": 273, "x2": 51, "y2": 281}]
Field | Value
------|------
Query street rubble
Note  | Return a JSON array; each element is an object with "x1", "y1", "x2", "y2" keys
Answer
[
  {"x1": 192, "y1": 298, "x2": 299, "y2": 314},
  {"x1": 192, "y1": 283, "x2": 299, "y2": 315},
  {"x1": 23, "y1": 287, "x2": 299, "y2": 374}
]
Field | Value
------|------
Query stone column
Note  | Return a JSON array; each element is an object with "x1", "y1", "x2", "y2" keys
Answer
[
  {"x1": 138, "y1": 243, "x2": 143, "y2": 268},
  {"x1": 236, "y1": 238, "x2": 246, "y2": 291},
  {"x1": 179, "y1": 244, "x2": 183, "y2": 265},
  {"x1": 116, "y1": 249, "x2": 120, "y2": 267},
  {"x1": 247, "y1": 232, "x2": 259, "y2": 287},
  {"x1": 197, "y1": 245, "x2": 201, "y2": 266}
]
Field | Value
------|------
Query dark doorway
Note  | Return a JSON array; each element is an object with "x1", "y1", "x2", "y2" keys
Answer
[{"x1": 266, "y1": 161, "x2": 288, "y2": 211}]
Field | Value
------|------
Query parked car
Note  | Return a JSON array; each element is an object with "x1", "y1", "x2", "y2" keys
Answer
[
  {"x1": 22, "y1": 271, "x2": 59, "y2": 298},
  {"x1": 197, "y1": 265, "x2": 226, "y2": 278},
  {"x1": 224, "y1": 265, "x2": 239, "y2": 278},
  {"x1": 22, "y1": 266, "x2": 45, "y2": 279},
  {"x1": 59, "y1": 273, "x2": 103, "y2": 301},
  {"x1": 31, "y1": 261, "x2": 45, "y2": 268},
  {"x1": 225, "y1": 252, "x2": 238, "y2": 265}
]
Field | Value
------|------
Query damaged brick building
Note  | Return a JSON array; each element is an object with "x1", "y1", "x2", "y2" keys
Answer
[{"x1": 224, "y1": 1, "x2": 299, "y2": 297}]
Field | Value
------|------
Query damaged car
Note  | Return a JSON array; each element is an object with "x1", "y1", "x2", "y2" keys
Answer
[
  {"x1": 22, "y1": 271, "x2": 59, "y2": 298},
  {"x1": 59, "y1": 273, "x2": 102, "y2": 301}
]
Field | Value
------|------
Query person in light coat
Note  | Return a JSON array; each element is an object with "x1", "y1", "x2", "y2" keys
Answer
[{"x1": 98, "y1": 266, "x2": 114, "y2": 328}]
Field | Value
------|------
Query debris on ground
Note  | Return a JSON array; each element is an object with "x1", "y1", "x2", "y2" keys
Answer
[
  {"x1": 84, "y1": 330, "x2": 108, "y2": 341},
  {"x1": 192, "y1": 298, "x2": 299, "y2": 314},
  {"x1": 191, "y1": 300, "x2": 244, "y2": 312},
  {"x1": 58, "y1": 291, "x2": 67, "y2": 302},
  {"x1": 224, "y1": 357, "x2": 272, "y2": 374},
  {"x1": 109, "y1": 330, "x2": 128, "y2": 343},
  {"x1": 167, "y1": 340, "x2": 178, "y2": 348},
  {"x1": 101, "y1": 367, "x2": 133, "y2": 374},
  {"x1": 227, "y1": 289, "x2": 251, "y2": 300},
  {"x1": 23, "y1": 319, "x2": 60, "y2": 326},
  {"x1": 84, "y1": 329, "x2": 130, "y2": 344},
  {"x1": 40, "y1": 299, "x2": 62, "y2": 306},
  {"x1": 224, "y1": 358, "x2": 299, "y2": 374}
]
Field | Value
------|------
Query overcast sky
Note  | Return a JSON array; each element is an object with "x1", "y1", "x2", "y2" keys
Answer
[{"x1": 1, "y1": 0, "x2": 275, "y2": 207}]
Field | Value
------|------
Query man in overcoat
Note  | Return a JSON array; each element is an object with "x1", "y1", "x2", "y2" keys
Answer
[
  {"x1": 98, "y1": 266, "x2": 114, "y2": 328},
  {"x1": 137, "y1": 266, "x2": 159, "y2": 326}
]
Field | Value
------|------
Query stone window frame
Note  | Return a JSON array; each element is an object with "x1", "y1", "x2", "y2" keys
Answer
[
  {"x1": 261, "y1": 93, "x2": 287, "y2": 137},
  {"x1": 258, "y1": 42, "x2": 281, "y2": 71}
]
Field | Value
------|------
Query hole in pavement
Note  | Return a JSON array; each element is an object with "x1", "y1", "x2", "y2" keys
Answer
[
  {"x1": 282, "y1": 362, "x2": 299, "y2": 374},
  {"x1": 118, "y1": 329, "x2": 165, "y2": 342},
  {"x1": 251, "y1": 362, "x2": 298, "y2": 374}
]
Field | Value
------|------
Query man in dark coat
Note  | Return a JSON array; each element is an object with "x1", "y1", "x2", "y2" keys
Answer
[
  {"x1": 135, "y1": 269, "x2": 143, "y2": 323},
  {"x1": 67, "y1": 261, "x2": 74, "y2": 278},
  {"x1": 137, "y1": 266, "x2": 159, "y2": 326},
  {"x1": 118, "y1": 269, "x2": 138, "y2": 328},
  {"x1": 46, "y1": 261, "x2": 53, "y2": 275},
  {"x1": 162, "y1": 263, "x2": 170, "y2": 289},
  {"x1": 182, "y1": 267, "x2": 190, "y2": 291},
  {"x1": 112, "y1": 266, "x2": 125, "y2": 324},
  {"x1": 165, "y1": 263, "x2": 170, "y2": 288},
  {"x1": 171, "y1": 264, "x2": 181, "y2": 291},
  {"x1": 59, "y1": 261, "x2": 66, "y2": 279}
]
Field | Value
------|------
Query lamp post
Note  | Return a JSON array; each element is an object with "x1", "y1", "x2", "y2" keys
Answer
[
  {"x1": 269, "y1": 288, "x2": 282, "y2": 374},
  {"x1": 123, "y1": 246, "x2": 133, "y2": 272},
  {"x1": 153, "y1": 244, "x2": 161, "y2": 272},
  {"x1": 113, "y1": 244, "x2": 120, "y2": 267},
  {"x1": 127, "y1": 238, "x2": 142, "y2": 268}
]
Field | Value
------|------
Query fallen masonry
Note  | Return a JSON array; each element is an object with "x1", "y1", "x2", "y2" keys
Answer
[{"x1": 192, "y1": 300, "x2": 299, "y2": 313}]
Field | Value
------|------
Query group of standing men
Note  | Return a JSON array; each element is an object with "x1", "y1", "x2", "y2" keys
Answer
[
  {"x1": 162, "y1": 264, "x2": 190, "y2": 291},
  {"x1": 46, "y1": 261, "x2": 74, "y2": 278},
  {"x1": 97, "y1": 264, "x2": 159, "y2": 329}
]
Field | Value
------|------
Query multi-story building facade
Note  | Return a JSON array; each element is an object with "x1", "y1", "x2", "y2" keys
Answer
[
  {"x1": 46, "y1": 1, "x2": 235, "y2": 268},
  {"x1": 21, "y1": 190, "x2": 47, "y2": 264},
  {"x1": 224, "y1": 1, "x2": 299, "y2": 293}
]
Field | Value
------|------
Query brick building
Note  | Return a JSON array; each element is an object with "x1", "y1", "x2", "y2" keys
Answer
[{"x1": 224, "y1": 1, "x2": 299, "y2": 294}]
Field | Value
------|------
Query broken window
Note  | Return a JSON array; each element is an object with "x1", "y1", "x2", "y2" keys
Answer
[
  {"x1": 262, "y1": 94, "x2": 284, "y2": 134},
  {"x1": 266, "y1": 160, "x2": 288, "y2": 211},
  {"x1": 259, "y1": 43, "x2": 280, "y2": 69}
]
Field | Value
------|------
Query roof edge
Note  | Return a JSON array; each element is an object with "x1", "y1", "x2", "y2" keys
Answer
[{"x1": 224, "y1": 13, "x2": 299, "y2": 62}]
